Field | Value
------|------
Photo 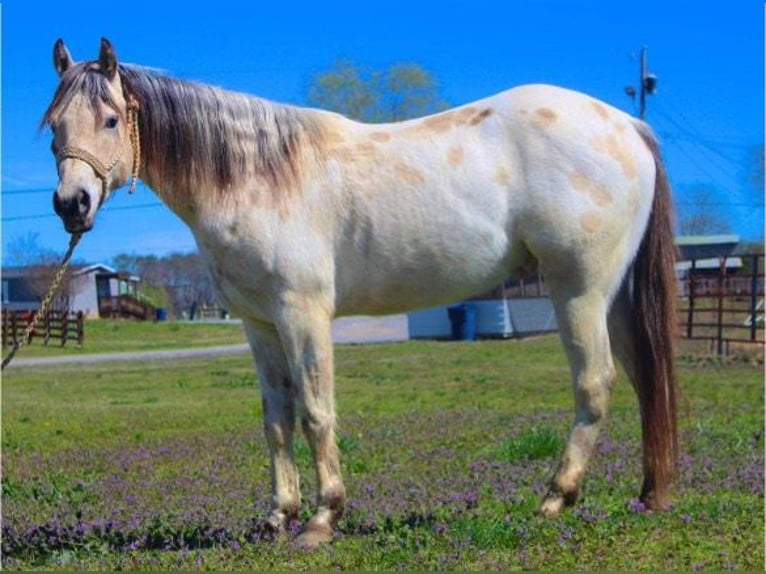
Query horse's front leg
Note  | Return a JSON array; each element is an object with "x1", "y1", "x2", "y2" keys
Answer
[
  {"x1": 275, "y1": 297, "x2": 345, "y2": 547},
  {"x1": 244, "y1": 322, "x2": 301, "y2": 535}
]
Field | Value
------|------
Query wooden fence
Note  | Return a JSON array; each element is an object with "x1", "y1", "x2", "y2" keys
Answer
[
  {"x1": 1, "y1": 309, "x2": 84, "y2": 348},
  {"x1": 677, "y1": 253, "x2": 764, "y2": 355},
  {"x1": 98, "y1": 295, "x2": 155, "y2": 320}
]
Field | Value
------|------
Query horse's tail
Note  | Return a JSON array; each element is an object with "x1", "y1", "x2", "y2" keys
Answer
[{"x1": 630, "y1": 121, "x2": 679, "y2": 509}]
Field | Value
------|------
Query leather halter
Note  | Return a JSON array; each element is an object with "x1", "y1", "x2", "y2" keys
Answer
[{"x1": 56, "y1": 94, "x2": 141, "y2": 202}]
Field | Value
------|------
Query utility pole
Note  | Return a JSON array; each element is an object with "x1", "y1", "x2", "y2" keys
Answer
[{"x1": 625, "y1": 45, "x2": 658, "y2": 119}]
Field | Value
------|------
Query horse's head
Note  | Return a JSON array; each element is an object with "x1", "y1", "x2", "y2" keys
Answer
[{"x1": 44, "y1": 38, "x2": 140, "y2": 234}]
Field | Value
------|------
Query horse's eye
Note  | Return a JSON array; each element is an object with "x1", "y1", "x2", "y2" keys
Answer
[{"x1": 105, "y1": 116, "x2": 119, "y2": 129}]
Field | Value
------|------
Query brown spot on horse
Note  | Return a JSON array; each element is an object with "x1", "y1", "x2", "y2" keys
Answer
[
  {"x1": 591, "y1": 101, "x2": 609, "y2": 120},
  {"x1": 447, "y1": 146, "x2": 464, "y2": 167},
  {"x1": 469, "y1": 108, "x2": 494, "y2": 126},
  {"x1": 394, "y1": 162, "x2": 425, "y2": 184},
  {"x1": 535, "y1": 107, "x2": 557, "y2": 125},
  {"x1": 370, "y1": 131, "x2": 391, "y2": 143},
  {"x1": 494, "y1": 166, "x2": 512, "y2": 187},
  {"x1": 569, "y1": 171, "x2": 613, "y2": 206},
  {"x1": 579, "y1": 211, "x2": 602, "y2": 233}
]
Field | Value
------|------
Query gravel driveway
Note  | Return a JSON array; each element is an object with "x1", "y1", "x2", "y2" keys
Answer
[{"x1": 5, "y1": 315, "x2": 409, "y2": 368}]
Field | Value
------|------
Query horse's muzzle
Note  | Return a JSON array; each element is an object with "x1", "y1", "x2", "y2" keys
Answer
[{"x1": 53, "y1": 188, "x2": 94, "y2": 233}]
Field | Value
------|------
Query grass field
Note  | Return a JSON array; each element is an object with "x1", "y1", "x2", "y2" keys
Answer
[
  {"x1": 2, "y1": 329, "x2": 763, "y2": 570},
  {"x1": 4, "y1": 320, "x2": 248, "y2": 359}
]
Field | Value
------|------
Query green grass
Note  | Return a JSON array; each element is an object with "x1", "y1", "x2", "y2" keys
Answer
[
  {"x1": 2, "y1": 334, "x2": 763, "y2": 570},
  {"x1": 495, "y1": 426, "x2": 566, "y2": 463},
  {"x1": 3, "y1": 319, "x2": 247, "y2": 359}
]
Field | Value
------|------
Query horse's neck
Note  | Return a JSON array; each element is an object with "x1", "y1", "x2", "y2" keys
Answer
[
  {"x1": 126, "y1": 70, "x2": 329, "y2": 224},
  {"x1": 135, "y1": 121, "x2": 320, "y2": 225},
  {"x1": 136, "y1": 160, "x2": 195, "y2": 223}
]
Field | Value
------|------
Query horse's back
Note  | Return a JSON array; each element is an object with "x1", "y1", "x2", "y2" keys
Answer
[
  {"x1": 498, "y1": 85, "x2": 657, "y2": 290},
  {"x1": 323, "y1": 85, "x2": 657, "y2": 314}
]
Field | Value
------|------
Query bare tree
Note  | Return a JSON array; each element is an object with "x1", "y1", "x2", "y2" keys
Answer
[
  {"x1": 4, "y1": 232, "x2": 59, "y2": 267},
  {"x1": 111, "y1": 252, "x2": 215, "y2": 318},
  {"x1": 163, "y1": 253, "x2": 216, "y2": 319},
  {"x1": 4, "y1": 232, "x2": 75, "y2": 310},
  {"x1": 678, "y1": 186, "x2": 732, "y2": 236}
]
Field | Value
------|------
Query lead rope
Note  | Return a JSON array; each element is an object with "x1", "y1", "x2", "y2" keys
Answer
[{"x1": 1, "y1": 232, "x2": 82, "y2": 370}]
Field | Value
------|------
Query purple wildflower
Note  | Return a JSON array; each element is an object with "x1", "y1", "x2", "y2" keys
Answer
[
  {"x1": 627, "y1": 498, "x2": 646, "y2": 513},
  {"x1": 287, "y1": 519, "x2": 302, "y2": 537}
]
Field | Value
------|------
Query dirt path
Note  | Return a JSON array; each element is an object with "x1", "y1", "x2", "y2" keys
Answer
[{"x1": 5, "y1": 315, "x2": 409, "y2": 368}]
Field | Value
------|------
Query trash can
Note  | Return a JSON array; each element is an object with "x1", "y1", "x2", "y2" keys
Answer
[
  {"x1": 447, "y1": 304, "x2": 477, "y2": 341},
  {"x1": 155, "y1": 308, "x2": 168, "y2": 322}
]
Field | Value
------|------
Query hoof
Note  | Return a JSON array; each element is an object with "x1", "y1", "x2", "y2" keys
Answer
[
  {"x1": 255, "y1": 510, "x2": 293, "y2": 541},
  {"x1": 536, "y1": 494, "x2": 565, "y2": 518},
  {"x1": 537, "y1": 485, "x2": 578, "y2": 517},
  {"x1": 640, "y1": 477, "x2": 672, "y2": 511},
  {"x1": 251, "y1": 521, "x2": 285, "y2": 543},
  {"x1": 296, "y1": 520, "x2": 334, "y2": 549},
  {"x1": 640, "y1": 490, "x2": 671, "y2": 511}
]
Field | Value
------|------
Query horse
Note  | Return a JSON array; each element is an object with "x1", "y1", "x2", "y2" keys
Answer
[{"x1": 44, "y1": 38, "x2": 678, "y2": 547}]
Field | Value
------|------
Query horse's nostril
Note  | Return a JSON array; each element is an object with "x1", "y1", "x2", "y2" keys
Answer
[
  {"x1": 53, "y1": 189, "x2": 91, "y2": 220},
  {"x1": 78, "y1": 188, "x2": 91, "y2": 216}
]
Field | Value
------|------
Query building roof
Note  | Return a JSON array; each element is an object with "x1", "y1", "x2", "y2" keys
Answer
[
  {"x1": 675, "y1": 235, "x2": 740, "y2": 261},
  {"x1": 70, "y1": 264, "x2": 116, "y2": 276},
  {"x1": 1, "y1": 263, "x2": 139, "y2": 281}
]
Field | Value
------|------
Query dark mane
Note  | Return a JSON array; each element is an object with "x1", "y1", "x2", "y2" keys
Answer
[{"x1": 43, "y1": 62, "x2": 325, "y2": 197}]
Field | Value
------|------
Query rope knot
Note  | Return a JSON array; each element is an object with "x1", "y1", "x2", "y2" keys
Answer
[{"x1": 126, "y1": 94, "x2": 141, "y2": 194}]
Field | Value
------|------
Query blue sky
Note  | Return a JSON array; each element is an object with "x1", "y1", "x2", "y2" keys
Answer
[{"x1": 2, "y1": 0, "x2": 763, "y2": 265}]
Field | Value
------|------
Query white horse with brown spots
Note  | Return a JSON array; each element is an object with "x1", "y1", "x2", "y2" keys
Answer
[{"x1": 45, "y1": 38, "x2": 678, "y2": 547}]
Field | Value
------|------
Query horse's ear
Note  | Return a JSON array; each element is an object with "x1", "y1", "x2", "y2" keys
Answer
[
  {"x1": 53, "y1": 39, "x2": 75, "y2": 77},
  {"x1": 98, "y1": 37, "x2": 118, "y2": 80}
]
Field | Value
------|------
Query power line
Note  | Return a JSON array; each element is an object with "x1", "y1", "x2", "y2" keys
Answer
[
  {"x1": 2, "y1": 187, "x2": 54, "y2": 195},
  {"x1": 653, "y1": 107, "x2": 746, "y2": 169},
  {"x1": 675, "y1": 201, "x2": 764, "y2": 207},
  {"x1": 663, "y1": 133, "x2": 740, "y2": 188},
  {"x1": 2, "y1": 213, "x2": 59, "y2": 222},
  {"x1": 2, "y1": 202, "x2": 166, "y2": 223},
  {"x1": 3, "y1": 180, "x2": 152, "y2": 196}
]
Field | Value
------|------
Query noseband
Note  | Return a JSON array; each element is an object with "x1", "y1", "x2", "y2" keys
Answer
[{"x1": 56, "y1": 94, "x2": 141, "y2": 202}]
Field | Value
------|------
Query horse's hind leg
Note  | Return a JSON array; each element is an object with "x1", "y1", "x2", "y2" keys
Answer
[
  {"x1": 244, "y1": 322, "x2": 301, "y2": 534},
  {"x1": 274, "y1": 300, "x2": 345, "y2": 547},
  {"x1": 538, "y1": 288, "x2": 617, "y2": 516}
]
